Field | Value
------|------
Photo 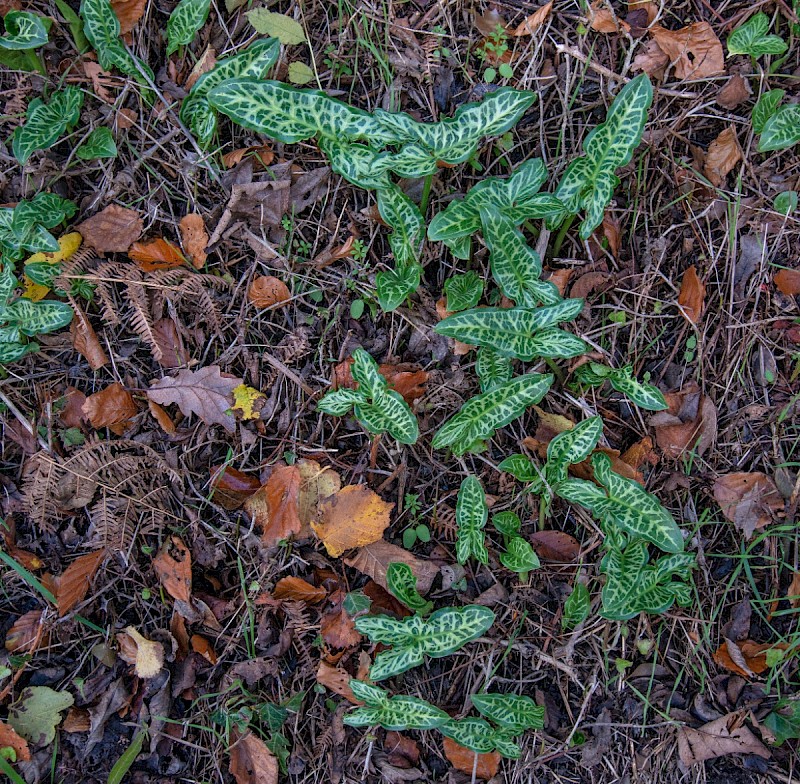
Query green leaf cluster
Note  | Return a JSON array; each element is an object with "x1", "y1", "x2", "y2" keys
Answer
[
  {"x1": 490, "y1": 510, "x2": 540, "y2": 580},
  {"x1": 574, "y1": 362, "x2": 667, "y2": 411},
  {"x1": 10, "y1": 86, "x2": 83, "y2": 164},
  {"x1": 317, "y1": 348, "x2": 418, "y2": 444},
  {"x1": 751, "y1": 88, "x2": 800, "y2": 154},
  {"x1": 727, "y1": 13, "x2": 787, "y2": 58},
  {"x1": 0, "y1": 193, "x2": 77, "y2": 264},
  {"x1": 76, "y1": 126, "x2": 117, "y2": 160}
]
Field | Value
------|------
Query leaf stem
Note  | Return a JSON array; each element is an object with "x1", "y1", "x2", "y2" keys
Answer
[
  {"x1": 550, "y1": 213, "x2": 575, "y2": 258},
  {"x1": 420, "y1": 173, "x2": 434, "y2": 216}
]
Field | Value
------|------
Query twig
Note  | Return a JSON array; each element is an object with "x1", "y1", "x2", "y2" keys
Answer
[
  {"x1": 260, "y1": 351, "x2": 317, "y2": 397},
  {"x1": 0, "y1": 387, "x2": 50, "y2": 453}
]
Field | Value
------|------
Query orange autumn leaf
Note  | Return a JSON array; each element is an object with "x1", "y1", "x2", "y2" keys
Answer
[
  {"x1": 0, "y1": 721, "x2": 31, "y2": 762},
  {"x1": 49, "y1": 550, "x2": 106, "y2": 616},
  {"x1": 678, "y1": 265, "x2": 705, "y2": 323},
  {"x1": 70, "y1": 302, "x2": 109, "y2": 370},
  {"x1": 443, "y1": 736, "x2": 500, "y2": 780},
  {"x1": 110, "y1": 0, "x2": 146, "y2": 34},
  {"x1": 153, "y1": 536, "x2": 192, "y2": 604},
  {"x1": 221, "y1": 145, "x2": 275, "y2": 169},
  {"x1": 148, "y1": 398, "x2": 176, "y2": 434},
  {"x1": 5, "y1": 609, "x2": 47, "y2": 653},
  {"x1": 332, "y1": 358, "x2": 429, "y2": 404},
  {"x1": 512, "y1": 1, "x2": 553, "y2": 36},
  {"x1": 129, "y1": 238, "x2": 187, "y2": 271},
  {"x1": 273, "y1": 576, "x2": 327, "y2": 603},
  {"x1": 244, "y1": 464, "x2": 303, "y2": 547},
  {"x1": 210, "y1": 465, "x2": 262, "y2": 510},
  {"x1": 191, "y1": 634, "x2": 217, "y2": 664},
  {"x1": 320, "y1": 588, "x2": 362, "y2": 649},
  {"x1": 311, "y1": 484, "x2": 393, "y2": 557},
  {"x1": 713, "y1": 639, "x2": 788, "y2": 678},
  {"x1": 316, "y1": 661, "x2": 360, "y2": 703},
  {"x1": 179, "y1": 213, "x2": 208, "y2": 269},
  {"x1": 587, "y1": 0, "x2": 619, "y2": 33},
  {"x1": 774, "y1": 269, "x2": 800, "y2": 296},
  {"x1": 82, "y1": 382, "x2": 139, "y2": 434},
  {"x1": 248, "y1": 275, "x2": 291, "y2": 309},
  {"x1": 703, "y1": 125, "x2": 742, "y2": 187}
]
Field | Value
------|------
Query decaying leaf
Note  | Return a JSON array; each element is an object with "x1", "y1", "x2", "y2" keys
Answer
[
  {"x1": 117, "y1": 626, "x2": 164, "y2": 679},
  {"x1": 229, "y1": 730, "x2": 279, "y2": 784},
  {"x1": 5, "y1": 609, "x2": 46, "y2": 653},
  {"x1": 716, "y1": 74, "x2": 751, "y2": 110},
  {"x1": 48, "y1": 550, "x2": 106, "y2": 616},
  {"x1": 153, "y1": 536, "x2": 192, "y2": 604},
  {"x1": 248, "y1": 275, "x2": 291, "y2": 308},
  {"x1": 110, "y1": 0, "x2": 146, "y2": 34},
  {"x1": 273, "y1": 576, "x2": 326, "y2": 603},
  {"x1": 152, "y1": 317, "x2": 189, "y2": 369},
  {"x1": 82, "y1": 382, "x2": 139, "y2": 435},
  {"x1": 587, "y1": 0, "x2": 618, "y2": 32},
  {"x1": 191, "y1": 634, "x2": 217, "y2": 664},
  {"x1": 713, "y1": 472, "x2": 784, "y2": 539},
  {"x1": 320, "y1": 588, "x2": 362, "y2": 648},
  {"x1": 333, "y1": 358, "x2": 429, "y2": 405},
  {"x1": 0, "y1": 720, "x2": 31, "y2": 762},
  {"x1": 713, "y1": 639, "x2": 788, "y2": 678},
  {"x1": 774, "y1": 269, "x2": 800, "y2": 296},
  {"x1": 529, "y1": 530, "x2": 581, "y2": 562},
  {"x1": 147, "y1": 366, "x2": 242, "y2": 433},
  {"x1": 231, "y1": 384, "x2": 266, "y2": 420},
  {"x1": 210, "y1": 465, "x2": 261, "y2": 510},
  {"x1": 312, "y1": 485, "x2": 393, "y2": 557},
  {"x1": 8, "y1": 687, "x2": 74, "y2": 747},
  {"x1": 677, "y1": 712, "x2": 770, "y2": 766},
  {"x1": 442, "y1": 736, "x2": 500, "y2": 780},
  {"x1": 648, "y1": 23, "x2": 724, "y2": 80},
  {"x1": 76, "y1": 205, "x2": 143, "y2": 253},
  {"x1": 649, "y1": 385, "x2": 716, "y2": 459},
  {"x1": 677, "y1": 265, "x2": 705, "y2": 323},
  {"x1": 297, "y1": 458, "x2": 342, "y2": 529},
  {"x1": 345, "y1": 539, "x2": 439, "y2": 594},
  {"x1": 244, "y1": 464, "x2": 303, "y2": 547},
  {"x1": 148, "y1": 398, "x2": 176, "y2": 434},
  {"x1": 179, "y1": 213, "x2": 209, "y2": 269},
  {"x1": 316, "y1": 661, "x2": 360, "y2": 703},
  {"x1": 70, "y1": 303, "x2": 109, "y2": 370},
  {"x1": 513, "y1": 1, "x2": 553, "y2": 36},
  {"x1": 129, "y1": 238, "x2": 187, "y2": 271},
  {"x1": 703, "y1": 126, "x2": 742, "y2": 187}
]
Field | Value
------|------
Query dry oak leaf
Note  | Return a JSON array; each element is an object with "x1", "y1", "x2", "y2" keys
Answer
[
  {"x1": 312, "y1": 485, "x2": 393, "y2": 557},
  {"x1": 153, "y1": 536, "x2": 192, "y2": 604},
  {"x1": 248, "y1": 275, "x2": 291, "y2": 309},
  {"x1": 588, "y1": 0, "x2": 619, "y2": 33},
  {"x1": 70, "y1": 303, "x2": 109, "y2": 370},
  {"x1": 648, "y1": 22, "x2": 724, "y2": 80},
  {"x1": 48, "y1": 550, "x2": 106, "y2": 617},
  {"x1": 677, "y1": 712, "x2": 770, "y2": 766},
  {"x1": 210, "y1": 464, "x2": 261, "y2": 510},
  {"x1": 704, "y1": 126, "x2": 742, "y2": 187},
  {"x1": 83, "y1": 60, "x2": 113, "y2": 103},
  {"x1": 649, "y1": 385, "x2": 716, "y2": 459},
  {"x1": 82, "y1": 382, "x2": 138, "y2": 435},
  {"x1": 677, "y1": 265, "x2": 705, "y2": 323},
  {"x1": 713, "y1": 639, "x2": 788, "y2": 678},
  {"x1": 147, "y1": 366, "x2": 242, "y2": 433},
  {"x1": 229, "y1": 730, "x2": 279, "y2": 784},
  {"x1": 110, "y1": 0, "x2": 146, "y2": 34},
  {"x1": 713, "y1": 472, "x2": 784, "y2": 539},
  {"x1": 5, "y1": 609, "x2": 46, "y2": 653},
  {"x1": 513, "y1": 1, "x2": 553, "y2": 36},
  {"x1": 344, "y1": 539, "x2": 439, "y2": 594},
  {"x1": 273, "y1": 576, "x2": 326, "y2": 603},
  {"x1": 117, "y1": 626, "x2": 164, "y2": 678},
  {"x1": 129, "y1": 238, "x2": 187, "y2": 272},
  {"x1": 316, "y1": 661, "x2": 360, "y2": 704},
  {"x1": 179, "y1": 213, "x2": 208, "y2": 269},
  {"x1": 774, "y1": 269, "x2": 800, "y2": 296},
  {"x1": 443, "y1": 736, "x2": 500, "y2": 780},
  {"x1": 244, "y1": 464, "x2": 303, "y2": 547},
  {"x1": 76, "y1": 205, "x2": 143, "y2": 253},
  {"x1": 0, "y1": 721, "x2": 31, "y2": 762}
]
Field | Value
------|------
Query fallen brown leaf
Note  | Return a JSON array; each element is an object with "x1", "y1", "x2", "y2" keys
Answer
[
  {"x1": 115, "y1": 108, "x2": 137, "y2": 130},
  {"x1": 5, "y1": 609, "x2": 46, "y2": 653},
  {"x1": 512, "y1": 1, "x2": 553, "y2": 35},
  {"x1": 631, "y1": 37, "x2": 670, "y2": 77},
  {"x1": 76, "y1": 205, "x2": 143, "y2": 253},
  {"x1": 774, "y1": 269, "x2": 800, "y2": 296},
  {"x1": 152, "y1": 317, "x2": 189, "y2": 369},
  {"x1": 677, "y1": 712, "x2": 770, "y2": 766},
  {"x1": 179, "y1": 213, "x2": 208, "y2": 269},
  {"x1": 788, "y1": 570, "x2": 800, "y2": 609},
  {"x1": 345, "y1": 539, "x2": 439, "y2": 594},
  {"x1": 153, "y1": 536, "x2": 192, "y2": 604},
  {"x1": 620, "y1": 436, "x2": 658, "y2": 470},
  {"x1": 628, "y1": 0, "x2": 657, "y2": 23},
  {"x1": 716, "y1": 74, "x2": 751, "y2": 109},
  {"x1": 297, "y1": 458, "x2": 341, "y2": 531},
  {"x1": 117, "y1": 626, "x2": 164, "y2": 679},
  {"x1": 110, "y1": 0, "x2": 146, "y2": 34},
  {"x1": 474, "y1": 7, "x2": 508, "y2": 36},
  {"x1": 529, "y1": 530, "x2": 581, "y2": 562},
  {"x1": 148, "y1": 399, "x2": 176, "y2": 434},
  {"x1": 704, "y1": 125, "x2": 742, "y2": 187},
  {"x1": 83, "y1": 60, "x2": 113, "y2": 103},
  {"x1": 677, "y1": 265, "x2": 705, "y2": 323},
  {"x1": 273, "y1": 576, "x2": 326, "y2": 603},
  {"x1": 70, "y1": 303, "x2": 108, "y2": 370},
  {"x1": 48, "y1": 550, "x2": 106, "y2": 617},
  {"x1": 0, "y1": 720, "x2": 31, "y2": 762},
  {"x1": 713, "y1": 472, "x2": 784, "y2": 539},
  {"x1": 649, "y1": 22, "x2": 724, "y2": 80},
  {"x1": 248, "y1": 275, "x2": 291, "y2": 309},
  {"x1": 82, "y1": 382, "x2": 138, "y2": 434},
  {"x1": 59, "y1": 386, "x2": 88, "y2": 429},
  {"x1": 546, "y1": 268, "x2": 573, "y2": 296},
  {"x1": 221, "y1": 145, "x2": 275, "y2": 169},
  {"x1": 316, "y1": 661, "x2": 360, "y2": 703},
  {"x1": 191, "y1": 634, "x2": 217, "y2": 664},
  {"x1": 333, "y1": 358, "x2": 429, "y2": 405},
  {"x1": 443, "y1": 736, "x2": 500, "y2": 780},
  {"x1": 229, "y1": 730, "x2": 279, "y2": 784},
  {"x1": 385, "y1": 731, "x2": 420, "y2": 768},
  {"x1": 244, "y1": 464, "x2": 303, "y2": 547},
  {"x1": 713, "y1": 639, "x2": 788, "y2": 678},
  {"x1": 311, "y1": 235, "x2": 356, "y2": 267},
  {"x1": 185, "y1": 46, "x2": 216, "y2": 90},
  {"x1": 649, "y1": 385, "x2": 716, "y2": 459},
  {"x1": 312, "y1": 485, "x2": 393, "y2": 557},
  {"x1": 210, "y1": 465, "x2": 262, "y2": 510},
  {"x1": 129, "y1": 238, "x2": 187, "y2": 272},
  {"x1": 588, "y1": 0, "x2": 619, "y2": 32},
  {"x1": 320, "y1": 589, "x2": 362, "y2": 649},
  {"x1": 147, "y1": 366, "x2": 242, "y2": 433}
]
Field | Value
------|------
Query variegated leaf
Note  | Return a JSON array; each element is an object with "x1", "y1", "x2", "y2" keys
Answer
[
  {"x1": 440, "y1": 718, "x2": 515, "y2": 755},
  {"x1": 318, "y1": 137, "x2": 390, "y2": 189},
  {"x1": 525, "y1": 327, "x2": 588, "y2": 359},
  {"x1": 545, "y1": 416, "x2": 604, "y2": 483},
  {"x1": 455, "y1": 475, "x2": 488, "y2": 565},
  {"x1": 492, "y1": 511, "x2": 521, "y2": 537},
  {"x1": 555, "y1": 477, "x2": 606, "y2": 510},
  {"x1": 435, "y1": 300, "x2": 584, "y2": 360},
  {"x1": 358, "y1": 389, "x2": 419, "y2": 444},
  {"x1": 445, "y1": 271, "x2": 483, "y2": 312},
  {"x1": 751, "y1": 89, "x2": 784, "y2": 134},
  {"x1": 377, "y1": 184, "x2": 425, "y2": 267},
  {"x1": 471, "y1": 692, "x2": 544, "y2": 731},
  {"x1": 387, "y1": 562, "x2": 433, "y2": 615},
  {"x1": 758, "y1": 104, "x2": 800, "y2": 153},
  {"x1": 316, "y1": 387, "x2": 362, "y2": 416},
  {"x1": 0, "y1": 340, "x2": 34, "y2": 363},
  {"x1": 562, "y1": 582, "x2": 591, "y2": 629},
  {"x1": 166, "y1": 0, "x2": 211, "y2": 56},
  {"x1": 349, "y1": 348, "x2": 385, "y2": 397},
  {"x1": 499, "y1": 536, "x2": 540, "y2": 575},
  {"x1": 433, "y1": 373, "x2": 553, "y2": 455},
  {"x1": 497, "y1": 454, "x2": 539, "y2": 483},
  {"x1": 349, "y1": 679, "x2": 388, "y2": 706},
  {"x1": 345, "y1": 682, "x2": 449, "y2": 730},
  {"x1": 0, "y1": 11, "x2": 49, "y2": 50},
  {"x1": 600, "y1": 538, "x2": 695, "y2": 620},
  {"x1": 11, "y1": 87, "x2": 83, "y2": 164},
  {"x1": 376, "y1": 262, "x2": 421, "y2": 312},
  {"x1": 475, "y1": 346, "x2": 513, "y2": 392},
  {"x1": 727, "y1": 13, "x2": 787, "y2": 58},
  {"x1": 607, "y1": 366, "x2": 667, "y2": 411},
  {"x1": 369, "y1": 143, "x2": 439, "y2": 179},
  {"x1": 555, "y1": 75, "x2": 653, "y2": 239},
  {"x1": 6, "y1": 299, "x2": 74, "y2": 336},
  {"x1": 0, "y1": 264, "x2": 17, "y2": 305}
]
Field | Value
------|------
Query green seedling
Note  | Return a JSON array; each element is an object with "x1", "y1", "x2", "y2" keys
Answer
[
  {"x1": 727, "y1": 13, "x2": 787, "y2": 58},
  {"x1": 475, "y1": 346, "x2": 513, "y2": 392},
  {"x1": 354, "y1": 605, "x2": 495, "y2": 680},
  {"x1": 555, "y1": 74, "x2": 653, "y2": 239},
  {"x1": 562, "y1": 581, "x2": 591, "y2": 629},
  {"x1": 499, "y1": 537, "x2": 540, "y2": 581},
  {"x1": 10, "y1": 86, "x2": 83, "y2": 164},
  {"x1": 774, "y1": 191, "x2": 798, "y2": 215},
  {"x1": 574, "y1": 362, "x2": 668, "y2": 411},
  {"x1": 432, "y1": 372, "x2": 553, "y2": 456},
  {"x1": 76, "y1": 126, "x2": 117, "y2": 160},
  {"x1": 317, "y1": 348, "x2": 419, "y2": 444},
  {"x1": 445, "y1": 271, "x2": 483, "y2": 312},
  {"x1": 166, "y1": 0, "x2": 210, "y2": 56},
  {"x1": 455, "y1": 475, "x2": 489, "y2": 565},
  {"x1": 344, "y1": 680, "x2": 449, "y2": 730},
  {"x1": 386, "y1": 562, "x2": 433, "y2": 615},
  {"x1": 492, "y1": 511, "x2": 521, "y2": 539}
]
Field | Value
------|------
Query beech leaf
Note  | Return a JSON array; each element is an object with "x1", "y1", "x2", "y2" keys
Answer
[
  {"x1": 244, "y1": 464, "x2": 303, "y2": 547},
  {"x1": 312, "y1": 485, "x2": 393, "y2": 557}
]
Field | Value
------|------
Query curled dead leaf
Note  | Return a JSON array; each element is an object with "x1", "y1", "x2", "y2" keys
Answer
[
  {"x1": 70, "y1": 303, "x2": 109, "y2": 370},
  {"x1": 713, "y1": 639, "x2": 788, "y2": 678},
  {"x1": 774, "y1": 269, "x2": 800, "y2": 296},
  {"x1": 117, "y1": 626, "x2": 164, "y2": 678},
  {"x1": 229, "y1": 730, "x2": 279, "y2": 784},
  {"x1": 153, "y1": 536, "x2": 192, "y2": 604},
  {"x1": 82, "y1": 382, "x2": 138, "y2": 435},
  {"x1": 5, "y1": 609, "x2": 47, "y2": 653},
  {"x1": 191, "y1": 634, "x2": 217, "y2": 664},
  {"x1": 248, "y1": 275, "x2": 291, "y2": 309},
  {"x1": 244, "y1": 464, "x2": 303, "y2": 547},
  {"x1": 273, "y1": 576, "x2": 326, "y2": 603},
  {"x1": 345, "y1": 539, "x2": 439, "y2": 594},
  {"x1": 677, "y1": 712, "x2": 770, "y2": 766},
  {"x1": 333, "y1": 357, "x2": 429, "y2": 405},
  {"x1": 703, "y1": 126, "x2": 742, "y2": 187},
  {"x1": 512, "y1": 1, "x2": 553, "y2": 36},
  {"x1": 148, "y1": 399, "x2": 176, "y2": 434},
  {"x1": 179, "y1": 214, "x2": 209, "y2": 269},
  {"x1": 129, "y1": 238, "x2": 187, "y2": 272},
  {"x1": 649, "y1": 385, "x2": 716, "y2": 459},
  {"x1": 316, "y1": 661, "x2": 360, "y2": 703},
  {"x1": 210, "y1": 465, "x2": 261, "y2": 510}
]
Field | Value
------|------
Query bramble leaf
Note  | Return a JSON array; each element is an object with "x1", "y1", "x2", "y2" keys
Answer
[
  {"x1": 471, "y1": 692, "x2": 544, "y2": 731},
  {"x1": 166, "y1": 0, "x2": 211, "y2": 56},
  {"x1": 499, "y1": 536, "x2": 540, "y2": 576},
  {"x1": 727, "y1": 13, "x2": 787, "y2": 58},
  {"x1": 10, "y1": 87, "x2": 83, "y2": 164},
  {"x1": 445, "y1": 271, "x2": 483, "y2": 312},
  {"x1": 0, "y1": 11, "x2": 49, "y2": 50},
  {"x1": 355, "y1": 605, "x2": 495, "y2": 680},
  {"x1": 751, "y1": 89, "x2": 784, "y2": 134},
  {"x1": 455, "y1": 475, "x2": 488, "y2": 565},
  {"x1": 475, "y1": 346, "x2": 513, "y2": 392},
  {"x1": 562, "y1": 581, "x2": 591, "y2": 629},
  {"x1": 76, "y1": 126, "x2": 117, "y2": 160},
  {"x1": 387, "y1": 562, "x2": 433, "y2": 615},
  {"x1": 433, "y1": 373, "x2": 553, "y2": 456},
  {"x1": 555, "y1": 75, "x2": 653, "y2": 239},
  {"x1": 758, "y1": 104, "x2": 800, "y2": 153},
  {"x1": 435, "y1": 300, "x2": 586, "y2": 360},
  {"x1": 345, "y1": 681, "x2": 449, "y2": 730}
]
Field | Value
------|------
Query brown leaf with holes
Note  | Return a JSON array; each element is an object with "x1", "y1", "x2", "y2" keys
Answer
[
  {"x1": 82, "y1": 382, "x2": 138, "y2": 434},
  {"x1": 147, "y1": 366, "x2": 241, "y2": 432},
  {"x1": 713, "y1": 472, "x2": 784, "y2": 539},
  {"x1": 649, "y1": 385, "x2": 717, "y2": 459},
  {"x1": 83, "y1": 61, "x2": 113, "y2": 103},
  {"x1": 316, "y1": 661, "x2": 360, "y2": 703},
  {"x1": 713, "y1": 639, "x2": 787, "y2": 678},
  {"x1": 443, "y1": 736, "x2": 500, "y2": 780},
  {"x1": 210, "y1": 465, "x2": 261, "y2": 510},
  {"x1": 49, "y1": 550, "x2": 106, "y2": 616},
  {"x1": 648, "y1": 22, "x2": 724, "y2": 80},
  {"x1": 320, "y1": 589, "x2": 362, "y2": 649},
  {"x1": 248, "y1": 275, "x2": 291, "y2": 309},
  {"x1": 70, "y1": 303, "x2": 109, "y2": 370},
  {"x1": 677, "y1": 712, "x2": 770, "y2": 766},
  {"x1": 704, "y1": 126, "x2": 742, "y2": 187},
  {"x1": 110, "y1": 0, "x2": 146, "y2": 34},
  {"x1": 179, "y1": 214, "x2": 208, "y2": 269},
  {"x1": 775, "y1": 269, "x2": 800, "y2": 296},
  {"x1": 129, "y1": 238, "x2": 187, "y2": 272},
  {"x1": 229, "y1": 730, "x2": 279, "y2": 784},
  {"x1": 345, "y1": 539, "x2": 439, "y2": 594},
  {"x1": 588, "y1": 0, "x2": 619, "y2": 32},
  {"x1": 0, "y1": 721, "x2": 31, "y2": 762},
  {"x1": 312, "y1": 485, "x2": 393, "y2": 557},
  {"x1": 76, "y1": 205, "x2": 143, "y2": 253},
  {"x1": 153, "y1": 536, "x2": 192, "y2": 604},
  {"x1": 273, "y1": 576, "x2": 326, "y2": 603},
  {"x1": 512, "y1": 1, "x2": 553, "y2": 35},
  {"x1": 244, "y1": 464, "x2": 303, "y2": 547},
  {"x1": 678, "y1": 265, "x2": 705, "y2": 323},
  {"x1": 5, "y1": 609, "x2": 46, "y2": 653}
]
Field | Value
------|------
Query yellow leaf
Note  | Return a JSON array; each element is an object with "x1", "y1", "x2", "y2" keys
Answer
[
  {"x1": 298, "y1": 458, "x2": 341, "y2": 529},
  {"x1": 22, "y1": 278, "x2": 51, "y2": 302},
  {"x1": 22, "y1": 232, "x2": 83, "y2": 301},
  {"x1": 121, "y1": 627, "x2": 164, "y2": 679},
  {"x1": 232, "y1": 384, "x2": 266, "y2": 420},
  {"x1": 311, "y1": 484, "x2": 392, "y2": 557}
]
